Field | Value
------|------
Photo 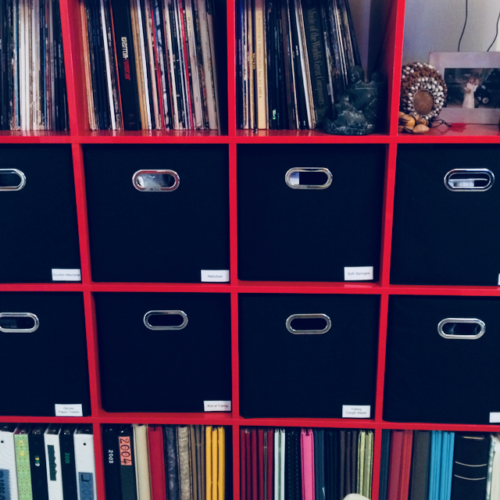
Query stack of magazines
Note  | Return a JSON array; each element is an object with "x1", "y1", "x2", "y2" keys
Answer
[
  {"x1": 237, "y1": 0, "x2": 361, "y2": 130},
  {"x1": 0, "y1": 0, "x2": 69, "y2": 131},
  {"x1": 81, "y1": 0, "x2": 220, "y2": 132}
]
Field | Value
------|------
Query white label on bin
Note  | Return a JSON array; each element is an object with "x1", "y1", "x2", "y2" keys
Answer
[
  {"x1": 204, "y1": 401, "x2": 232, "y2": 412},
  {"x1": 344, "y1": 267, "x2": 374, "y2": 281},
  {"x1": 342, "y1": 405, "x2": 371, "y2": 418},
  {"x1": 498, "y1": 274, "x2": 500, "y2": 285},
  {"x1": 55, "y1": 404, "x2": 83, "y2": 417},
  {"x1": 490, "y1": 412, "x2": 500, "y2": 423},
  {"x1": 201, "y1": 270, "x2": 230, "y2": 282},
  {"x1": 52, "y1": 269, "x2": 82, "y2": 281}
]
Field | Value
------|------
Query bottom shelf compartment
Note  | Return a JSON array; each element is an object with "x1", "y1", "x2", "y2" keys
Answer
[
  {"x1": 102, "y1": 424, "x2": 232, "y2": 500},
  {"x1": 0, "y1": 423, "x2": 97, "y2": 500},
  {"x1": 381, "y1": 429, "x2": 498, "y2": 500},
  {"x1": 240, "y1": 426, "x2": 375, "y2": 500}
]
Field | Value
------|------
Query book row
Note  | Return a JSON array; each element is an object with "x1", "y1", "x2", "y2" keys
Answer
[
  {"x1": 380, "y1": 431, "x2": 500, "y2": 500},
  {"x1": 0, "y1": 0, "x2": 69, "y2": 131},
  {"x1": 240, "y1": 428, "x2": 374, "y2": 500},
  {"x1": 0, "y1": 424, "x2": 96, "y2": 500},
  {"x1": 103, "y1": 425, "x2": 228, "y2": 500},
  {"x1": 236, "y1": 0, "x2": 361, "y2": 130},
  {"x1": 81, "y1": 0, "x2": 220, "y2": 131}
]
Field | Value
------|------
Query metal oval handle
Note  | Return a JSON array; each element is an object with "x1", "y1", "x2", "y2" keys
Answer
[
  {"x1": 132, "y1": 170, "x2": 180, "y2": 192},
  {"x1": 0, "y1": 313, "x2": 39, "y2": 333},
  {"x1": 437, "y1": 318, "x2": 485, "y2": 340},
  {"x1": 143, "y1": 310, "x2": 188, "y2": 330},
  {"x1": 285, "y1": 168, "x2": 332, "y2": 190},
  {"x1": 286, "y1": 314, "x2": 331, "y2": 335},
  {"x1": 444, "y1": 169, "x2": 495, "y2": 192},
  {"x1": 0, "y1": 169, "x2": 26, "y2": 191}
]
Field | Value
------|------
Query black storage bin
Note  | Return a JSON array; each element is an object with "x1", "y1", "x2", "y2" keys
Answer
[
  {"x1": 95, "y1": 292, "x2": 232, "y2": 412},
  {"x1": 0, "y1": 293, "x2": 91, "y2": 416},
  {"x1": 391, "y1": 145, "x2": 500, "y2": 286},
  {"x1": 0, "y1": 146, "x2": 81, "y2": 283},
  {"x1": 239, "y1": 293, "x2": 379, "y2": 418},
  {"x1": 384, "y1": 296, "x2": 500, "y2": 424},
  {"x1": 237, "y1": 145, "x2": 385, "y2": 282},
  {"x1": 84, "y1": 146, "x2": 229, "y2": 283}
]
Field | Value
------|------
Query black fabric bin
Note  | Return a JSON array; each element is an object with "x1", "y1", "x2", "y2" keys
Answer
[
  {"x1": 95, "y1": 292, "x2": 232, "y2": 412},
  {"x1": 391, "y1": 145, "x2": 500, "y2": 286},
  {"x1": 237, "y1": 145, "x2": 385, "y2": 282},
  {"x1": 0, "y1": 146, "x2": 81, "y2": 283},
  {"x1": 84, "y1": 146, "x2": 229, "y2": 283},
  {"x1": 239, "y1": 293, "x2": 379, "y2": 418},
  {"x1": 0, "y1": 293, "x2": 91, "y2": 416},
  {"x1": 384, "y1": 295, "x2": 500, "y2": 424}
]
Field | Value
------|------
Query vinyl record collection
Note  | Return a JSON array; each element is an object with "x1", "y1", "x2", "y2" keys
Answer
[
  {"x1": 236, "y1": 0, "x2": 361, "y2": 130},
  {"x1": 241, "y1": 428, "x2": 374, "y2": 500},
  {"x1": 81, "y1": 0, "x2": 220, "y2": 132},
  {"x1": 0, "y1": 424, "x2": 97, "y2": 500},
  {"x1": 380, "y1": 431, "x2": 500, "y2": 500},
  {"x1": 0, "y1": 0, "x2": 69, "y2": 131},
  {"x1": 104, "y1": 424, "x2": 227, "y2": 500}
]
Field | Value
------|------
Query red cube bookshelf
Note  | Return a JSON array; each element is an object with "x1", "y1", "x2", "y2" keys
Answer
[{"x1": 2, "y1": 0, "x2": 500, "y2": 499}]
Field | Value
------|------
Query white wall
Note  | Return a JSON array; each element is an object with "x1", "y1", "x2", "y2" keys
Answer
[
  {"x1": 403, "y1": 0, "x2": 500, "y2": 65},
  {"x1": 350, "y1": 0, "x2": 390, "y2": 77}
]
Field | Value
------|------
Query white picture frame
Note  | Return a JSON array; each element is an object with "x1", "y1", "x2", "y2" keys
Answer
[{"x1": 429, "y1": 52, "x2": 500, "y2": 124}]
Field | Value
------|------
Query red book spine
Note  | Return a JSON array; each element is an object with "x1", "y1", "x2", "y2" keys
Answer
[
  {"x1": 246, "y1": 430, "x2": 252, "y2": 500},
  {"x1": 267, "y1": 429, "x2": 274, "y2": 500},
  {"x1": 147, "y1": 425, "x2": 168, "y2": 500},
  {"x1": 258, "y1": 429, "x2": 264, "y2": 500},
  {"x1": 387, "y1": 430, "x2": 404, "y2": 500},
  {"x1": 252, "y1": 429, "x2": 258, "y2": 500},
  {"x1": 399, "y1": 431, "x2": 414, "y2": 500},
  {"x1": 241, "y1": 428, "x2": 247, "y2": 500}
]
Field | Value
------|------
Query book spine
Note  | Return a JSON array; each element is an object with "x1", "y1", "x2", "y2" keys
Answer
[
  {"x1": 184, "y1": 0, "x2": 202, "y2": 128},
  {"x1": 301, "y1": 0, "x2": 329, "y2": 124},
  {"x1": 60, "y1": 430, "x2": 78, "y2": 500},
  {"x1": 118, "y1": 427, "x2": 138, "y2": 500},
  {"x1": 102, "y1": 427, "x2": 122, "y2": 500},
  {"x1": 179, "y1": 0, "x2": 194, "y2": 129},
  {"x1": 147, "y1": 426, "x2": 167, "y2": 500},
  {"x1": 29, "y1": 429, "x2": 48, "y2": 500},
  {"x1": 191, "y1": 0, "x2": 207, "y2": 128},
  {"x1": 136, "y1": 0, "x2": 153, "y2": 128},
  {"x1": 153, "y1": 0, "x2": 172, "y2": 128},
  {"x1": 162, "y1": 0, "x2": 179, "y2": 128},
  {"x1": 294, "y1": 0, "x2": 314, "y2": 128},
  {"x1": 150, "y1": 0, "x2": 166, "y2": 128},
  {"x1": 254, "y1": 0, "x2": 266, "y2": 128},
  {"x1": 15, "y1": 433, "x2": 33, "y2": 500},
  {"x1": 99, "y1": 0, "x2": 116, "y2": 129},
  {"x1": 144, "y1": 0, "x2": 161, "y2": 129}
]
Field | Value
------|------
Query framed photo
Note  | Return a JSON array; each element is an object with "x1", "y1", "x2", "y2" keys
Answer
[{"x1": 429, "y1": 52, "x2": 500, "y2": 124}]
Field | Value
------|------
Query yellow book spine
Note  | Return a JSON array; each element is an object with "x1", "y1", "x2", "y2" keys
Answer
[
  {"x1": 218, "y1": 427, "x2": 225, "y2": 500},
  {"x1": 254, "y1": 0, "x2": 267, "y2": 129},
  {"x1": 212, "y1": 428, "x2": 218, "y2": 500},
  {"x1": 206, "y1": 427, "x2": 212, "y2": 500}
]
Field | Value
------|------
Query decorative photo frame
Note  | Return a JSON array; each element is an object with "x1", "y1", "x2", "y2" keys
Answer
[{"x1": 429, "y1": 52, "x2": 500, "y2": 124}]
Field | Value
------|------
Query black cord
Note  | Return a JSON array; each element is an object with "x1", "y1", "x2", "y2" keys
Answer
[
  {"x1": 458, "y1": 0, "x2": 468, "y2": 51},
  {"x1": 487, "y1": 7, "x2": 500, "y2": 51}
]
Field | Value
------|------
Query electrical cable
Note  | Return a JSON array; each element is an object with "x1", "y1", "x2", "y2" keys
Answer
[
  {"x1": 487, "y1": 6, "x2": 500, "y2": 51},
  {"x1": 458, "y1": 0, "x2": 468, "y2": 51}
]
